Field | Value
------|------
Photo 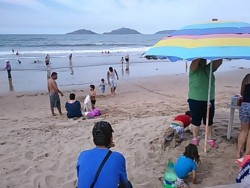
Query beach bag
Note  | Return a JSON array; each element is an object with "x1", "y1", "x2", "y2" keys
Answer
[
  {"x1": 93, "y1": 108, "x2": 101, "y2": 116},
  {"x1": 86, "y1": 108, "x2": 101, "y2": 118}
]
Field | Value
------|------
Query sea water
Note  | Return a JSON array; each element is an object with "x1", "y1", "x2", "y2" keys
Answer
[{"x1": 0, "y1": 34, "x2": 249, "y2": 93}]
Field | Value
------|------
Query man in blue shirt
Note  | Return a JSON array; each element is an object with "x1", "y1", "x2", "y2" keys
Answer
[{"x1": 77, "y1": 121, "x2": 132, "y2": 188}]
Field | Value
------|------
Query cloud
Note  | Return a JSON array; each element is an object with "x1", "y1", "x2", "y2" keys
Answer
[
  {"x1": 0, "y1": 0, "x2": 46, "y2": 10},
  {"x1": 0, "y1": 0, "x2": 250, "y2": 34}
]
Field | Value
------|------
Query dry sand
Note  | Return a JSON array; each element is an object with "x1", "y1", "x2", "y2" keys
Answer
[{"x1": 0, "y1": 68, "x2": 249, "y2": 188}]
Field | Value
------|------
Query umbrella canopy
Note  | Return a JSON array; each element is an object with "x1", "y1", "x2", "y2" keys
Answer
[
  {"x1": 145, "y1": 20, "x2": 250, "y2": 152},
  {"x1": 145, "y1": 21, "x2": 250, "y2": 62}
]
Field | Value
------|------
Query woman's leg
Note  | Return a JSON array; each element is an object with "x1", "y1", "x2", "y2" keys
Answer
[
  {"x1": 237, "y1": 122, "x2": 249, "y2": 158},
  {"x1": 245, "y1": 123, "x2": 250, "y2": 155}
]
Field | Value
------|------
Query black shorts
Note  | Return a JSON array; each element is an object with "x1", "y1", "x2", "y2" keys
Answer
[
  {"x1": 91, "y1": 100, "x2": 96, "y2": 105},
  {"x1": 188, "y1": 99, "x2": 215, "y2": 126}
]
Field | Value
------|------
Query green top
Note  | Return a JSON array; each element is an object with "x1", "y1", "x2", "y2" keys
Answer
[{"x1": 188, "y1": 64, "x2": 216, "y2": 101}]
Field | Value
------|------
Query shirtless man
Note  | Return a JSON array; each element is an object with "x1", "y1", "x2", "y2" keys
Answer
[{"x1": 48, "y1": 72, "x2": 63, "y2": 116}]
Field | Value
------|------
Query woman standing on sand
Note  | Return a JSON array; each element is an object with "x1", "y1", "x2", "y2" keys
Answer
[{"x1": 237, "y1": 73, "x2": 250, "y2": 158}]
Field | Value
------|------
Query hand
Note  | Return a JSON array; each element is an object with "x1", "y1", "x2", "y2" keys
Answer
[{"x1": 108, "y1": 82, "x2": 111, "y2": 86}]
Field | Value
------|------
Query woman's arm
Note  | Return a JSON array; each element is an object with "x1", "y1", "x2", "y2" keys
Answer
[
  {"x1": 190, "y1": 59, "x2": 201, "y2": 71},
  {"x1": 212, "y1": 59, "x2": 223, "y2": 72}
]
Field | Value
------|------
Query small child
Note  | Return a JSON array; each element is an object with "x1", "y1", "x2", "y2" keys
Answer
[
  {"x1": 162, "y1": 111, "x2": 192, "y2": 149},
  {"x1": 174, "y1": 144, "x2": 200, "y2": 187},
  {"x1": 89, "y1": 84, "x2": 96, "y2": 110},
  {"x1": 99, "y1": 78, "x2": 106, "y2": 96}
]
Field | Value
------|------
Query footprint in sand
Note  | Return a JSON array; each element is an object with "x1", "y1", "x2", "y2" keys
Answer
[
  {"x1": 33, "y1": 153, "x2": 49, "y2": 162},
  {"x1": 49, "y1": 160, "x2": 60, "y2": 171},
  {"x1": 16, "y1": 94, "x2": 24, "y2": 98},
  {"x1": 25, "y1": 151, "x2": 34, "y2": 160},
  {"x1": 68, "y1": 172, "x2": 75, "y2": 180},
  {"x1": 8, "y1": 164, "x2": 29, "y2": 175},
  {"x1": 34, "y1": 174, "x2": 45, "y2": 188},
  {"x1": 61, "y1": 180, "x2": 77, "y2": 188},
  {"x1": 45, "y1": 175, "x2": 56, "y2": 187}
]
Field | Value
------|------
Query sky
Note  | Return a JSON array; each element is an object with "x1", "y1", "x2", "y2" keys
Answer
[{"x1": 0, "y1": 0, "x2": 250, "y2": 34}]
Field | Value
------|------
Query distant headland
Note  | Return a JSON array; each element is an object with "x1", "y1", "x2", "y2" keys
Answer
[{"x1": 66, "y1": 27, "x2": 175, "y2": 35}]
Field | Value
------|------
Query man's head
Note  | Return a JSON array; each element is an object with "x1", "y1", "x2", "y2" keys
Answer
[
  {"x1": 92, "y1": 121, "x2": 114, "y2": 148},
  {"x1": 51, "y1": 72, "x2": 58, "y2": 80},
  {"x1": 109, "y1": 67, "x2": 113, "y2": 72},
  {"x1": 69, "y1": 93, "x2": 75, "y2": 100},
  {"x1": 101, "y1": 78, "x2": 104, "y2": 83}
]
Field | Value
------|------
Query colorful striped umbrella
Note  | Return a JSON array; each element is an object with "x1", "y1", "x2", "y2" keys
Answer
[
  {"x1": 145, "y1": 21, "x2": 250, "y2": 152},
  {"x1": 145, "y1": 21, "x2": 250, "y2": 62}
]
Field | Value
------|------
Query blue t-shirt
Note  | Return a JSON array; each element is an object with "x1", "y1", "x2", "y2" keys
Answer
[
  {"x1": 65, "y1": 100, "x2": 82, "y2": 118},
  {"x1": 174, "y1": 155, "x2": 197, "y2": 179},
  {"x1": 77, "y1": 148, "x2": 128, "y2": 188}
]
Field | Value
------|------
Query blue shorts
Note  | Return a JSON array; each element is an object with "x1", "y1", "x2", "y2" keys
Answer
[
  {"x1": 239, "y1": 102, "x2": 250, "y2": 123},
  {"x1": 188, "y1": 99, "x2": 215, "y2": 126}
]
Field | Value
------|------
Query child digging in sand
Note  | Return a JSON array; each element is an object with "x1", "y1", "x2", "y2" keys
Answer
[
  {"x1": 161, "y1": 111, "x2": 192, "y2": 150},
  {"x1": 174, "y1": 143, "x2": 200, "y2": 188}
]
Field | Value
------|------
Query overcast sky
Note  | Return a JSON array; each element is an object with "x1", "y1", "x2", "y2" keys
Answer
[{"x1": 0, "y1": 0, "x2": 249, "y2": 34}]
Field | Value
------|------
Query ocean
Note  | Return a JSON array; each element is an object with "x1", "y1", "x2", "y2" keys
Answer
[{"x1": 0, "y1": 34, "x2": 249, "y2": 94}]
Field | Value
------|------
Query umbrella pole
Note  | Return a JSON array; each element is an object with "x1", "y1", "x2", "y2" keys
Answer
[{"x1": 204, "y1": 61, "x2": 213, "y2": 152}]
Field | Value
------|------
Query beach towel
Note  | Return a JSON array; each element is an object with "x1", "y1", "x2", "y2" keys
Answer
[{"x1": 83, "y1": 95, "x2": 91, "y2": 112}]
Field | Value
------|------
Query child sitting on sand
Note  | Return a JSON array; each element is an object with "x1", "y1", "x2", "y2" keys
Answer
[
  {"x1": 162, "y1": 111, "x2": 192, "y2": 149},
  {"x1": 174, "y1": 144, "x2": 200, "y2": 188}
]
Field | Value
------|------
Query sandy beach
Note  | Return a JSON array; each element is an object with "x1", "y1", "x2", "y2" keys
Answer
[{"x1": 0, "y1": 68, "x2": 249, "y2": 188}]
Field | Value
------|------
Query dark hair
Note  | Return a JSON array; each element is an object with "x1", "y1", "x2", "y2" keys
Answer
[
  {"x1": 51, "y1": 72, "x2": 57, "y2": 77},
  {"x1": 185, "y1": 111, "x2": 192, "y2": 117},
  {"x1": 90, "y1": 84, "x2": 95, "y2": 89},
  {"x1": 109, "y1": 67, "x2": 113, "y2": 72},
  {"x1": 101, "y1": 78, "x2": 104, "y2": 82},
  {"x1": 92, "y1": 121, "x2": 114, "y2": 147},
  {"x1": 69, "y1": 93, "x2": 75, "y2": 100},
  {"x1": 183, "y1": 144, "x2": 200, "y2": 163}
]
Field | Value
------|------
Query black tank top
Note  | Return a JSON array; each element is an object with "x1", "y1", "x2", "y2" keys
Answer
[{"x1": 243, "y1": 84, "x2": 250, "y2": 102}]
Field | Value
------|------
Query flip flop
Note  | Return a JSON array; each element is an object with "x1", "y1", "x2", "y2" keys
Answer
[
  {"x1": 207, "y1": 139, "x2": 218, "y2": 148},
  {"x1": 191, "y1": 138, "x2": 200, "y2": 146}
]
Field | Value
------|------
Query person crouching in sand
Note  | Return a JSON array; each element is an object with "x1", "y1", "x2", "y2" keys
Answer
[
  {"x1": 48, "y1": 72, "x2": 63, "y2": 116},
  {"x1": 161, "y1": 111, "x2": 192, "y2": 150},
  {"x1": 174, "y1": 144, "x2": 200, "y2": 187}
]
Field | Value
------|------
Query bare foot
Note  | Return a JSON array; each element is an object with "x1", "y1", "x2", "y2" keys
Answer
[{"x1": 52, "y1": 113, "x2": 56, "y2": 116}]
